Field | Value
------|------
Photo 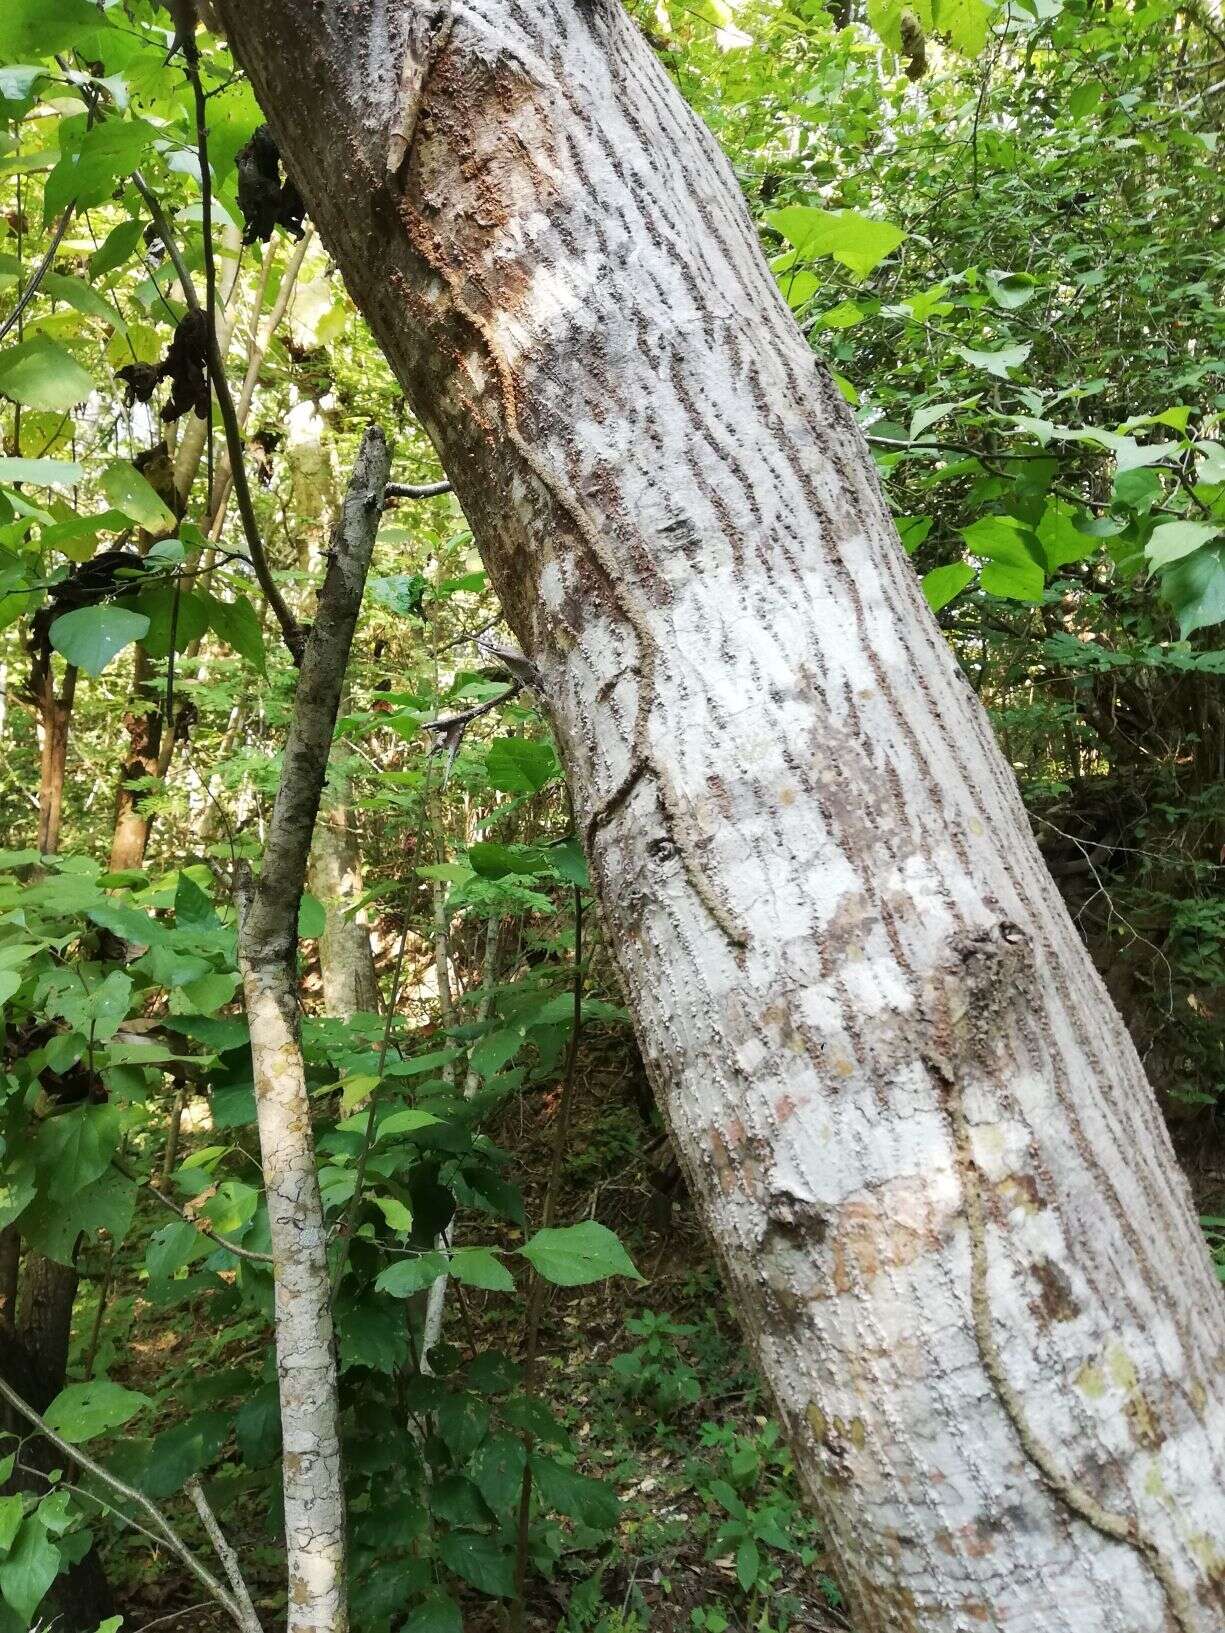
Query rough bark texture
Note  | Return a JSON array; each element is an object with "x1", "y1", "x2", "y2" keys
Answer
[
  {"x1": 214, "y1": 4, "x2": 1225, "y2": 1629},
  {"x1": 237, "y1": 425, "x2": 389, "y2": 1633}
]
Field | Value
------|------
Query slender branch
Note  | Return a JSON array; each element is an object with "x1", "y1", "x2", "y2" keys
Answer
[
  {"x1": 0, "y1": 1375, "x2": 246, "y2": 1630},
  {"x1": 113, "y1": 1160, "x2": 274, "y2": 1264},
  {"x1": 384, "y1": 480, "x2": 453, "y2": 500},
  {"x1": 185, "y1": 1478, "x2": 263, "y2": 1633},
  {"x1": 421, "y1": 682, "x2": 520, "y2": 739},
  {"x1": 0, "y1": 206, "x2": 74, "y2": 344}
]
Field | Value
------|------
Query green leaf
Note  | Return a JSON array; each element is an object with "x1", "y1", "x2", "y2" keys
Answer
[
  {"x1": 953, "y1": 342, "x2": 1031, "y2": 379},
  {"x1": 134, "y1": 587, "x2": 210, "y2": 659},
  {"x1": 1037, "y1": 502, "x2": 1098, "y2": 571},
  {"x1": 736, "y1": 1536, "x2": 761, "y2": 1591},
  {"x1": 468, "y1": 1026, "x2": 526, "y2": 1080},
  {"x1": 529, "y1": 1456, "x2": 620, "y2": 1530},
  {"x1": 43, "y1": 1380, "x2": 150, "y2": 1444},
  {"x1": 100, "y1": 460, "x2": 176, "y2": 531},
  {"x1": 1158, "y1": 543, "x2": 1225, "y2": 638},
  {"x1": 56, "y1": 968, "x2": 132, "y2": 1041},
  {"x1": 377, "y1": 1108, "x2": 443, "y2": 1138},
  {"x1": 0, "y1": 457, "x2": 84, "y2": 488},
  {"x1": 909, "y1": 402, "x2": 961, "y2": 441},
  {"x1": 519, "y1": 1221, "x2": 643, "y2": 1287},
  {"x1": 0, "y1": 1496, "x2": 23, "y2": 1556},
  {"x1": 0, "y1": 338, "x2": 94, "y2": 411},
  {"x1": 147, "y1": 1219, "x2": 207, "y2": 1282},
  {"x1": 921, "y1": 562, "x2": 974, "y2": 613},
  {"x1": 90, "y1": 218, "x2": 145, "y2": 280},
  {"x1": 437, "y1": 1531, "x2": 515, "y2": 1599},
  {"x1": 33, "y1": 1105, "x2": 122, "y2": 1199},
  {"x1": 448, "y1": 1247, "x2": 514, "y2": 1292},
  {"x1": 816, "y1": 299, "x2": 865, "y2": 329},
  {"x1": 435, "y1": 1393, "x2": 490, "y2": 1461},
  {"x1": 374, "y1": 1251, "x2": 447, "y2": 1298},
  {"x1": 468, "y1": 842, "x2": 548, "y2": 879},
  {"x1": 41, "y1": 272, "x2": 125, "y2": 332},
  {"x1": 0, "y1": 0, "x2": 102, "y2": 58},
  {"x1": 48, "y1": 605, "x2": 150, "y2": 675},
  {"x1": 933, "y1": 0, "x2": 991, "y2": 54},
  {"x1": 373, "y1": 1195, "x2": 414, "y2": 1233},
  {"x1": 42, "y1": 118, "x2": 157, "y2": 222},
  {"x1": 1068, "y1": 81, "x2": 1105, "y2": 118},
  {"x1": 206, "y1": 593, "x2": 267, "y2": 675},
  {"x1": 985, "y1": 270, "x2": 1037, "y2": 310},
  {"x1": 402, "y1": 1591, "x2": 462, "y2": 1633},
  {"x1": 298, "y1": 892, "x2": 327, "y2": 939},
  {"x1": 866, "y1": 0, "x2": 932, "y2": 51},
  {"x1": 0, "y1": 66, "x2": 48, "y2": 106},
  {"x1": 1145, "y1": 520, "x2": 1221, "y2": 571},
  {"x1": 0, "y1": 1517, "x2": 59, "y2": 1625},
  {"x1": 961, "y1": 515, "x2": 1044, "y2": 602},
  {"x1": 471, "y1": 1430, "x2": 527, "y2": 1512},
  {"x1": 484, "y1": 738, "x2": 558, "y2": 793},
  {"x1": 545, "y1": 839, "x2": 589, "y2": 889},
  {"x1": 176, "y1": 971, "x2": 239, "y2": 1015},
  {"x1": 765, "y1": 206, "x2": 906, "y2": 279}
]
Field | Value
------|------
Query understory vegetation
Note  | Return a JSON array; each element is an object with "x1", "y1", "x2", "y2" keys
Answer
[{"x1": 0, "y1": 1, "x2": 1221, "y2": 1631}]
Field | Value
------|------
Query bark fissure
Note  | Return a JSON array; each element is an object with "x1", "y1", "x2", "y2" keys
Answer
[{"x1": 921, "y1": 922, "x2": 1195, "y2": 1633}]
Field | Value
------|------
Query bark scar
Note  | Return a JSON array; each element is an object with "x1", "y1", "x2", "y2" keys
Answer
[
  {"x1": 926, "y1": 922, "x2": 1195, "y2": 1633},
  {"x1": 386, "y1": 1, "x2": 455, "y2": 178}
]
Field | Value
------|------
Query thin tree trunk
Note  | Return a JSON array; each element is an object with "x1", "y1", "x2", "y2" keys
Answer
[
  {"x1": 160, "y1": 1083, "x2": 190, "y2": 1188},
  {"x1": 236, "y1": 426, "x2": 389, "y2": 1633},
  {"x1": 12, "y1": 1253, "x2": 116, "y2": 1630},
  {"x1": 35, "y1": 660, "x2": 76, "y2": 855},
  {"x1": 0, "y1": 1227, "x2": 19, "y2": 1329},
  {"x1": 216, "y1": 6, "x2": 1225, "y2": 1628},
  {"x1": 309, "y1": 800, "x2": 378, "y2": 1015},
  {"x1": 109, "y1": 643, "x2": 164, "y2": 872},
  {"x1": 308, "y1": 722, "x2": 379, "y2": 1017}
]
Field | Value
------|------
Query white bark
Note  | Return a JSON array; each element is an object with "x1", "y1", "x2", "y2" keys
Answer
[
  {"x1": 215, "y1": 5, "x2": 1225, "y2": 1629},
  {"x1": 238, "y1": 426, "x2": 390, "y2": 1633}
]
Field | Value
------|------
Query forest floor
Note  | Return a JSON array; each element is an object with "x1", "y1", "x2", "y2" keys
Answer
[{"x1": 78, "y1": 1030, "x2": 849, "y2": 1633}]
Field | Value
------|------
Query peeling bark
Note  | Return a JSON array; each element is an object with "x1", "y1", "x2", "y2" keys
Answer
[
  {"x1": 237, "y1": 425, "x2": 389, "y2": 1633},
  {"x1": 214, "y1": 5, "x2": 1225, "y2": 1628}
]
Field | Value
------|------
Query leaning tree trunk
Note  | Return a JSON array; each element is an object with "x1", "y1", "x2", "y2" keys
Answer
[{"x1": 214, "y1": 4, "x2": 1225, "y2": 1628}]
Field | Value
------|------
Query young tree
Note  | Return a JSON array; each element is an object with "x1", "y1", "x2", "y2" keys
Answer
[{"x1": 216, "y1": 2, "x2": 1225, "y2": 1627}]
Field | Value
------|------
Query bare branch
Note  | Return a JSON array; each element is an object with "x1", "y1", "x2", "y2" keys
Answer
[
  {"x1": 185, "y1": 1478, "x2": 263, "y2": 1633},
  {"x1": 0, "y1": 1375, "x2": 247, "y2": 1630}
]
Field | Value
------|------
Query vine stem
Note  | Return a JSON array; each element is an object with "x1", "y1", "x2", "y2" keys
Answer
[{"x1": 131, "y1": 97, "x2": 303, "y2": 662}]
